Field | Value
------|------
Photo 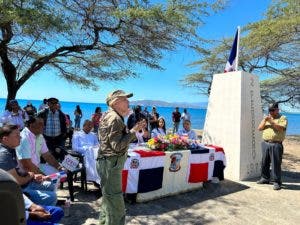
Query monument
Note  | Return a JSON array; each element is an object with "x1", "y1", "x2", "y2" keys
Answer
[{"x1": 202, "y1": 71, "x2": 263, "y2": 180}]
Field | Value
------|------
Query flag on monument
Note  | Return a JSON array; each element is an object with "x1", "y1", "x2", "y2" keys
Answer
[{"x1": 224, "y1": 28, "x2": 240, "y2": 72}]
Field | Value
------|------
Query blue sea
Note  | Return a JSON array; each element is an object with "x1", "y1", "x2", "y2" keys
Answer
[{"x1": 0, "y1": 98, "x2": 299, "y2": 135}]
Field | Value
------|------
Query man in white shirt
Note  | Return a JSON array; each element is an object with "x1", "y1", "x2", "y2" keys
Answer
[
  {"x1": 16, "y1": 117, "x2": 63, "y2": 176},
  {"x1": 72, "y1": 119, "x2": 100, "y2": 185}
]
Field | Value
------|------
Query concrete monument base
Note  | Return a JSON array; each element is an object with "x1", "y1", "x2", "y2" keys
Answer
[{"x1": 202, "y1": 71, "x2": 263, "y2": 181}]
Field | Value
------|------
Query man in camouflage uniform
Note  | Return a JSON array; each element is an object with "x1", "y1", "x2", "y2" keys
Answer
[
  {"x1": 97, "y1": 90, "x2": 144, "y2": 225},
  {"x1": 257, "y1": 102, "x2": 288, "y2": 190}
]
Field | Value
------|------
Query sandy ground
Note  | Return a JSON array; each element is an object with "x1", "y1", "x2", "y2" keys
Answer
[{"x1": 58, "y1": 135, "x2": 300, "y2": 225}]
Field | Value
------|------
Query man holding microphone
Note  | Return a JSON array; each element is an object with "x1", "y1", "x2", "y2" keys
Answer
[{"x1": 97, "y1": 90, "x2": 144, "y2": 225}]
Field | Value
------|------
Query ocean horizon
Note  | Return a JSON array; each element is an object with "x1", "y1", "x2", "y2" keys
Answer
[{"x1": 0, "y1": 98, "x2": 299, "y2": 135}]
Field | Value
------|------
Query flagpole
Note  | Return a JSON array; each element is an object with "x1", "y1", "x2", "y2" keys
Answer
[{"x1": 235, "y1": 26, "x2": 240, "y2": 71}]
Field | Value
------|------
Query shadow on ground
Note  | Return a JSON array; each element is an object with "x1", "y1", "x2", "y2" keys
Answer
[
  {"x1": 58, "y1": 185, "x2": 101, "y2": 225},
  {"x1": 244, "y1": 171, "x2": 300, "y2": 191},
  {"x1": 126, "y1": 179, "x2": 249, "y2": 225},
  {"x1": 59, "y1": 180, "x2": 249, "y2": 225}
]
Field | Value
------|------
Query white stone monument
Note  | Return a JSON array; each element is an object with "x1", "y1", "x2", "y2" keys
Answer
[{"x1": 202, "y1": 71, "x2": 263, "y2": 181}]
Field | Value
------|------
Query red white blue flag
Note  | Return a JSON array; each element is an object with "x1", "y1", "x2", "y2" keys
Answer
[
  {"x1": 224, "y1": 27, "x2": 240, "y2": 72},
  {"x1": 122, "y1": 150, "x2": 166, "y2": 193},
  {"x1": 187, "y1": 145, "x2": 226, "y2": 183}
]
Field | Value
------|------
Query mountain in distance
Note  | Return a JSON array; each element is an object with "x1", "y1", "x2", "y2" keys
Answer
[{"x1": 131, "y1": 100, "x2": 208, "y2": 109}]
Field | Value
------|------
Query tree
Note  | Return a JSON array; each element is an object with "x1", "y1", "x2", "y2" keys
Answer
[
  {"x1": 183, "y1": 0, "x2": 300, "y2": 107},
  {"x1": 0, "y1": 0, "x2": 225, "y2": 106}
]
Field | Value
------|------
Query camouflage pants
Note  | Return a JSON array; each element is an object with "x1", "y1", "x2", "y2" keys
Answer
[{"x1": 97, "y1": 154, "x2": 127, "y2": 225}]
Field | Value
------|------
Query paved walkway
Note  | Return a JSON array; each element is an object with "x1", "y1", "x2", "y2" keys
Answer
[{"x1": 59, "y1": 171, "x2": 300, "y2": 225}]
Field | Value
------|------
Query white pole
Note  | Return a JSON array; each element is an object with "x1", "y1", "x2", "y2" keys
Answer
[{"x1": 235, "y1": 26, "x2": 241, "y2": 71}]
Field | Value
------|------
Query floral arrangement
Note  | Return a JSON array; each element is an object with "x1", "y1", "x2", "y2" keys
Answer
[
  {"x1": 166, "y1": 134, "x2": 189, "y2": 150},
  {"x1": 147, "y1": 136, "x2": 169, "y2": 151},
  {"x1": 147, "y1": 134, "x2": 190, "y2": 151}
]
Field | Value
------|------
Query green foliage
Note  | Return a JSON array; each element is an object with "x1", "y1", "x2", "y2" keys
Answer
[{"x1": 0, "y1": 0, "x2": 225, "y2": 102}]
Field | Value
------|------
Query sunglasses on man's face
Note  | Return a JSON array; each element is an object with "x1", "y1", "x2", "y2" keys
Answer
[{"x1": 269, "y1": 109, "x2": 276, "y2": 112}]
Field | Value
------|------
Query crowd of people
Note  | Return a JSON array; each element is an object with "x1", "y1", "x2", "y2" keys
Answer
[
  {"x1": 0, "y1": 95, "x2": 197, "y2": 224},
  {"x1": 1, "y1": 93, "x2": 286, "y2": 225}
]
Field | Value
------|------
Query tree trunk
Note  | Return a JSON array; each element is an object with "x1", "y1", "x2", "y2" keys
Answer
[
  {"x1": 6, "y1": 83, "x2": 19, "y2": 108},
  {"x1": 1, "y1": 60, "x2": 19, "y2": 109}
]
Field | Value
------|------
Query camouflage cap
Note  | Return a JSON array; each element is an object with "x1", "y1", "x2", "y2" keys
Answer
[{"x1": 106, "y1": 90, "x2": 133, "y2": 106}]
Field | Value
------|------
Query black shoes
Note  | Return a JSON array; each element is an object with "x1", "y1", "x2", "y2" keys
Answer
[{"x1": 256, "y1": 178, "x2": 270, "y2": 184}]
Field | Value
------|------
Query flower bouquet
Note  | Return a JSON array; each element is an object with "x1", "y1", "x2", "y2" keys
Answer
[
  {"x1": 147, "y1": 136, "x2": 169, "y2": 151},
  {"x1": 165, "y1": 134, "x2": 189, "y2": 150},
  {"x1": 147, "y1": 134, "x2": 192, "y2": 151}
]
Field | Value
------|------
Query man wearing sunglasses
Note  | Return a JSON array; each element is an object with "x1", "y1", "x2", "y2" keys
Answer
[{"x1": 257, "y1": 102, "x2": 288, "y2": 190}]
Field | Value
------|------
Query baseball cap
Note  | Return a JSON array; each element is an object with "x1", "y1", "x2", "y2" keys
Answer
[
  {"x1": 106, "y1": 90, "x2": 133, "y2": 106},
  {"x1": 47, "y1": 97, "x2": 59, "y2": 104}
]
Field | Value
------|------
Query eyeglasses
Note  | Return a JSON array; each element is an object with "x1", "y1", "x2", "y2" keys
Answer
[{"x1": 269, "y1": 109, "x2": 276, "y2": 112}]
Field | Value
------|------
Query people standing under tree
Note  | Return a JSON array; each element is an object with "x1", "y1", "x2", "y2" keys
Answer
[
  {"x1": 257, "y1": 102, "x2": 288, "y2": 191},
  {"x1": 97, "y1": 90, "x2": 144, "y2": 225},
  {"x1": 151, "y1": 117, "x2": 166, "y2": 138},
  {"x1": 91, "y1": 107, "x2": 102, "y2": 134},
  {"x1": 74, "y1": 105, "x2": 83, "y2": 130},
  {"x1": 149, "y1": 106, "x2": 159, "y2": 131},
  {"x1": 172, "y1": 107, "x2": 181, "y2": 133},
  {"x1": 37, "y1": 98, "x2": 67, "y2": 161}
]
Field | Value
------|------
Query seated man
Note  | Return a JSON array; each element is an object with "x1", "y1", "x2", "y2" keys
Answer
[
  {"x1": 16, "y1": 116, "x2": 63, "y2": 176},
  {"x1": 24, "y1": 194, "x2": 64, "y2": 225},
  {"x1": 176, "y1": 120, "x2": 197, "y2": 140},
  {"x1": 0, "y1": 124, "x2": 57, "y2": 206},
  {"x1": 72, "y1": 120, "x2": 100, "y2": 186}
]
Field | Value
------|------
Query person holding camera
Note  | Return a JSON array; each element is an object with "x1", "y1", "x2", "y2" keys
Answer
[{"x1": 257, "y1": 102, "x2": 288, "y2": 190}]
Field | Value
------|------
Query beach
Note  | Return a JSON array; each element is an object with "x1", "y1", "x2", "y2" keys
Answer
[{"x1": 58, "y1": 135, "x2": 300, "y2": 225}]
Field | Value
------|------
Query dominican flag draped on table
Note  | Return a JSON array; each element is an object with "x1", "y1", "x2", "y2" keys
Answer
[
  {"x1": 122, "y1": 150, "x2": 166, "y2": 193},
  {"x1": 187, "y1": 145, "x2": 226, "y2": 183},
  {"x1": 224, "y1": 27, "x2": 240, "y2": 72}
]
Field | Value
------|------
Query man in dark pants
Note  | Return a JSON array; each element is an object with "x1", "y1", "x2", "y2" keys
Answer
[
  {"x1": 37, "y1": 98, "x2": 67, "y2": 161},
  {"x1": 97, "y1": 90, "x2": 144, "y2": 225},
  {"x1": 257, "y1": 102, "x2": 288, "y2": 190}
]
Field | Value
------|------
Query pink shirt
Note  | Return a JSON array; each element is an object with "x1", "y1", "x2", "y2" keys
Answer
[{"x1": 16, "y1": 127, "x2": 49, "y2": 166}]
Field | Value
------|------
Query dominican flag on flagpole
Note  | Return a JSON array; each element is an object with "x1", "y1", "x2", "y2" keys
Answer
[{"x1": 224, "y1": 27, "x2": 240, "y2": 72}]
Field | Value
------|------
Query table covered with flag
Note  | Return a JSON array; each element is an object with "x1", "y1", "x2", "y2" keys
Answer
[{"x1": 122, "y1": 144, "x2": 226, "y2": 202}]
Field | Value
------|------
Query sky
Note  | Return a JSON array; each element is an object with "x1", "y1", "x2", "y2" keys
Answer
[{"x1": 0, "y1": 0, "x2": 271, "y2": 104}]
